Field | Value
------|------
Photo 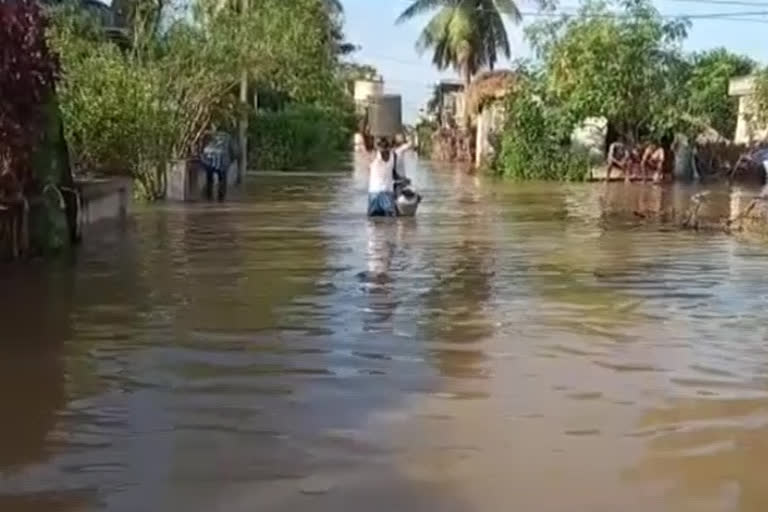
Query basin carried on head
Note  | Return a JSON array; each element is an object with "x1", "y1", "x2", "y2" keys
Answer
[{"x1": 367, "y1": 95, "x2": 402, "y2": 137}]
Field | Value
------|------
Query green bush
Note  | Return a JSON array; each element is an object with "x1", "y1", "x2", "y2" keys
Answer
[
  {"x1": 249, "y1": 103, "x2": 355, "y2": 170},
  {"x1": 49, "y1": 7, "x2": 240, "y2": 200},
  {"x1": 493, "y1": 79, "x2": 589, "y2": 181},
  {"x1": 414, "y1": 119, "x2": 436, "y2": 157},
  {"x1": 53, "y1": 36, "x2": 175, "y2": 199},
  {"x1": 49, "y1": 0, "x2": 355, "y2": 197}
]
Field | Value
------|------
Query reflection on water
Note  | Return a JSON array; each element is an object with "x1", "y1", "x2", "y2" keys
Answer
[{"x1": 2, "y1": 163, "x2": 768, "y2": 511}]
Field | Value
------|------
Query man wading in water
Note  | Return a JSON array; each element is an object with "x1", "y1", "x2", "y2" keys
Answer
[
  {"x1": 200, "y1": 125, "x2": 236, "y2": 201},
  {"x1": 367, "y1": 136, "x2": 412, "y2": 217},
  {"x1": 367, "y1": 137, "x2": 398, "y2": 216}
]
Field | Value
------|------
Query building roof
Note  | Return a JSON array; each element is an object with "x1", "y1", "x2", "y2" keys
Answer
[
  {"x1": 466, "y1": 70, "x2": 517, "y2": 117},
  {"x1": 436, "y1": 80, "x2": 464, "y2": 93}
]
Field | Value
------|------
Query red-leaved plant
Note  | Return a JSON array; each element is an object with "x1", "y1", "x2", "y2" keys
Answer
[{"x1": 0, "y1": 0, "x2": 59, "y2": 198}]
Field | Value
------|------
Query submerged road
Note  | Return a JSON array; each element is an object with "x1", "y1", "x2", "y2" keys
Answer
[{"x1": 3, "y1": 157, "x2": 768, "y2": 511}]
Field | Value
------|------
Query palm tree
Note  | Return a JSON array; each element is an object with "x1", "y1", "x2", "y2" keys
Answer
[
  {"x1": 320, "y1": 0, "x2": 358, "y2": 55},
  {"x1": 323, "y1": 0, "x2": 343, "y2": 13},
  {"x1": 396, "y1": 0, "x2": 522, "y2": 89}
]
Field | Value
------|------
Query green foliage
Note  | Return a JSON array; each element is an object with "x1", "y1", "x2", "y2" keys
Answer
[
  {"x1": 684, "y1": 48, "x2": 754, "y2": 138},
  {"x1": 414, "y1": 119, "x2": 437, "y2": 156},
  {"x1": 50, "y1": 16, "x2": 171, "y2": 198},
  {"x1": 750, "y1": 68, "x2": 768, "y2": 132},
  {"x1": 397, "y1": 0, "x2": 525, "y2": 86},
  {"x1": 0, "y1": 0, "x2": 59, "y2": 188},
  {"x1": 494, "y1": 77, "x2": 589, "y2": 181},
  {"x1": 527, "y1": 0, "x2": 690, "y2": 142},
  {"x1": 490, "y1": 0, "x2": 756, "y2": 181},
  {"x1": 249, "y1": 103, "x2": 355, "y2": 170},
  {"x1": 338, "y1": 61, "x2": 379, "y2": 94},
  {"x1": 49, "y1": 0, "x2": 352, "y2": 198}
]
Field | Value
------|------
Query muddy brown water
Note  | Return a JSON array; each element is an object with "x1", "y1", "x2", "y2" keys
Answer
[{"x1": 3, "y1": 157, "x2": 768, "y2": 512}]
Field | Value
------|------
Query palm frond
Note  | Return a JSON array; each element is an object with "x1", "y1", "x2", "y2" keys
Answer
[
  {"x1": 490, "y1": 0, "x2": 522, "y2": 24},
  {"x1": 482, "y1": 7, "x2": 511, "y2": 61},
  {"x1": 405, "y1": 0, "x2": 522, "y2": 81},
  {"x1": 323, "y1": 0, "x2": 343, "y2": 14},
  {"x1": 397, "y1": 0, "x2": 454, "y2": 24}
]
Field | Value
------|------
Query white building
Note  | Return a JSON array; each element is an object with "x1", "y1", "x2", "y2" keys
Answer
[
  {"x1": 728, "y1": 75, "x2": 768, "y2": 144},
  {"x1": 353, "y1": 79, "x2": 384, "y2": 111}
]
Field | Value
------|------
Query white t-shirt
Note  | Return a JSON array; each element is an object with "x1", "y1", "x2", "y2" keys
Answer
[{"x1": 368, "y1": 151, "x2": 395, "y2": 193}]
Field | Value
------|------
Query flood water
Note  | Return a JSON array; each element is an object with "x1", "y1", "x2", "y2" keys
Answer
[{"x1": 3, "y1": 156, "x2": 768, "y2": 512}]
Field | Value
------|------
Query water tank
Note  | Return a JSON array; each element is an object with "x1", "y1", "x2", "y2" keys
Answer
[
  {"x1": 368, "y1": 95, "x2": 402, "y2": 137},
  {"x1": 354, "y1": 80, "x2": 384, "y2": 104}
]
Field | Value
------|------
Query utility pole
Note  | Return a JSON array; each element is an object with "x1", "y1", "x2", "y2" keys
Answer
[{"x1": 237, "y1": 0, "x2": 249, "y2": 185}]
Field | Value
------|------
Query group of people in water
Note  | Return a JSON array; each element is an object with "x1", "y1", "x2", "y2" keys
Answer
[{"x1": 605, "y1": 136, "x2": 675, "y2": 183}]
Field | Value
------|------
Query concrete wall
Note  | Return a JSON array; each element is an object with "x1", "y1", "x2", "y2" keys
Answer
[
  {"x1": 734, "y1": 95, "x2": 768, "y2": 145},
  {"x1": 729, "y1": 75, "x2": 768, "y2": 144},
  {"x1": 475, "y1": 102, "x2": 506, "y2": 167},
  {"x1": 441, "y1": 91, "x2": 466, "y2": 127},
  {"x1": 354, "y1": 80, "x2": 384, "y2": 105},
  {"x1": 571, "y1": 117, "x2": 608, "y2": 161},
  {"x1": 75, "y1": 176, "x2": 132, "y2": 238},
  {"x1": 166, "y1": 159, "x2": 239, "y2": 201}
]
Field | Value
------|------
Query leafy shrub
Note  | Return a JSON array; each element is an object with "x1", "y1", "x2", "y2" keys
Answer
[
  {"x1": 493, "y1": 79, "x2": 589, "y2": 181},
  {"x1": 249, "y1": 103, "x2": 355, "y2": 170},
  {"x1": 52, "y1": 35, "x2": 174, "y2": 199},
  {"x1": 49, "y1": 7, "x2": 237, "y2": 199},
  {"x1": 49, "y1": 0, "x2": 354, "y2": 197},
  {"x1": 414, "y1": 119, "x2": 437, "y2": 157},
  {"x1": 0, "y1": 0, "x2": 59, "y2": 189}
]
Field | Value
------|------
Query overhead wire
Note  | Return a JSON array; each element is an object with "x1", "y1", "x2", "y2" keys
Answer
[
  {"x1": 384, "y1": 0, "x2": 768, "y2": 20},
  {"x1": 345, "y1": 0, "x2": 768, "y2": 83}
]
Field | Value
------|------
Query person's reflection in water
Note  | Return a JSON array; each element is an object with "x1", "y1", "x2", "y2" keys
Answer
[{"x1": 357, "y1": 220, "x2": 401, "y2": 330}]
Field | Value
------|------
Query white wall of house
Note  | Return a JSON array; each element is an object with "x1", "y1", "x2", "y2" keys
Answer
[
  {"x1": 354, "y1": 79, "x2": 384, "y2": 103},
  {"x1": 475, "y1": 102, "x2": 506, "y2": 167},
  {"x1": 571, "y1": 117, "x2": 608, "y2": 161},
  {"x1": 729, "y1": 75, "x2": 768, "y2": 144},
  {"x1": 441, "y1": 90, "x2": 466, "y2": 127}
]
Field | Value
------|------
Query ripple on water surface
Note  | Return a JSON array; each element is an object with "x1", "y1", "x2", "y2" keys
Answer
[{"x1": 2, "y1": 171, "x2": 768, "y2": 511}]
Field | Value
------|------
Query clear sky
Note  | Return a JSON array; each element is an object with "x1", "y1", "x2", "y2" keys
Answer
[{"x1": 341, "y1": 0, "x2": 768, "y2": 123}]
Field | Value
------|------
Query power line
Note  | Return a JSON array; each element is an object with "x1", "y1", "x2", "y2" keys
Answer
[
  {"x1": 388, "y1": 0, "x2": 768, "y2": 7},
  {"x1": 668, "y1": 0, "x2": 768, "y2": 6},
  {"x1": 695, "y1": 13, "x2": 768, "y2": 19},
  {"x1": 349, "y1": 2, "x2": 768, "y2": 71},
  {"x1": 386, "y1": 0, "x2": 768, "y2": 19},
  {"x1": 494, "y1": 8, "x2": 768, "y2": 18}
]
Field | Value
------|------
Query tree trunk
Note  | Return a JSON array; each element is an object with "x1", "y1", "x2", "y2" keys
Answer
[
  {"x1": 28, "y1": 92, "x2": 77, "y2": 255},
  {"x1": 237, "y1": 0, "x2": 249, "y2": 183},
  {"x1": 461, "y1": 63, "x2": 472, "y2": 131}
]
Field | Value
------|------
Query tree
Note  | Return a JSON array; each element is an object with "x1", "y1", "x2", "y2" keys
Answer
[
  {"x1": 527, "y1": 0, "x2": 690, "y2": 143},
  {"x1": 338, "y1": 62, "x2": 379, "y2": 84},
  {"x1": 750, "y1": 69, "x2": 768, "y2": 135},
  {"x1": 50, "y1": 0, "x2": 352, "y2": 198},
  {"x1": 0, "y1": 0, "x2": 59, "y2": 190},
  {"x1": 321, "y1": 0, "x2": 357, "y2": 55},
  {"x1": 396, "y1": 0, "x2": 523, "y2": 90},
  {"x1": 1, "y1": 0, "x2": 80, "y2": 255},
  {"x1": 684, "y1": 49, "x2": 754, "y2": 138}
]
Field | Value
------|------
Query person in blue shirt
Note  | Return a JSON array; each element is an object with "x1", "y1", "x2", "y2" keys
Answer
[{"x1": 200, "y1": 126, "x2": 235, "y2": 201}]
